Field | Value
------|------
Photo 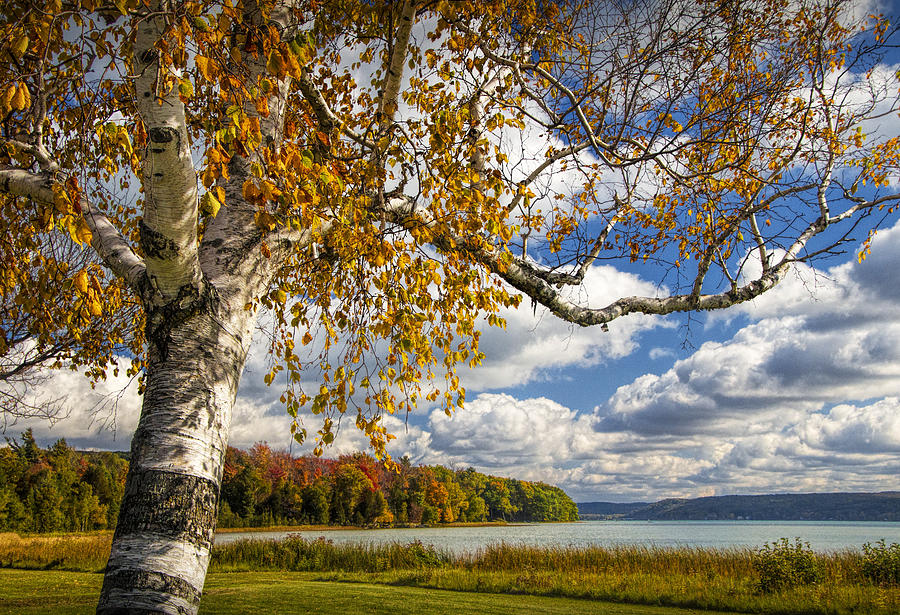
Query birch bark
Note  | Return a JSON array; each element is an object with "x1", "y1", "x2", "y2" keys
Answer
[{"x1": 96, "y1": 303, "x2": 255, "y2": 614}]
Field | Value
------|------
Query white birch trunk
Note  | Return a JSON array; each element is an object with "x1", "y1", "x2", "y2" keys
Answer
[
  {"x1": 96, "y1": 299, "x2": 257, "y2": 614},
  {"x1": 96, "y1": 2, "x2": 294, "y2": 610}
]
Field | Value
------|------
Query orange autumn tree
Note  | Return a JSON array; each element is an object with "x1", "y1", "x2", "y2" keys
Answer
[{"x1": 1, "y1": 0, "x2": 898, "y2": 612}]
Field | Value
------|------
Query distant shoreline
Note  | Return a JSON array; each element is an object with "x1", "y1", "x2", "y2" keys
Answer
[{"x1": 216, "y1": 520, "x2": 518, "y2": 534}]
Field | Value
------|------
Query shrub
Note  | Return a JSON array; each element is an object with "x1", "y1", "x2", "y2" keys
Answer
[
  {"x1": 753, "y1": 538, "x2": 822, "y2": 593},
  {"x1": 861, "y1": 540, "x2": 900, "y2": 587}
]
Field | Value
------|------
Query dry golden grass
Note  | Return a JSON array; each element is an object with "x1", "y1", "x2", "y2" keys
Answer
[{"x1": 0, "y1": 531, "x2": 112, "y2": 572}]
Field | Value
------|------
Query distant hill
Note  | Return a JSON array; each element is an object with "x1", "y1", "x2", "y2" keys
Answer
[
  {"x1": 578, "y1": 492, "x2": 900, "y2": 521},
  {"x1": 577, "y1": 501, "x2": 649, "y2": 518}
]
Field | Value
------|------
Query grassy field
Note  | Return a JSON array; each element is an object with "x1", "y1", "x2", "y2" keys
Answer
[
  {"x1": 1, "y1": 532, "x2": 898, "y2": 614},
  {"x1": 0, "y1": 570, "x2": 740, "y2": 615}
]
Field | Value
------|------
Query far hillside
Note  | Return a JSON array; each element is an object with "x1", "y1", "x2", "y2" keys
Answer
[{"x1": 578, "y1": 492, "x2": 900, "y2": 521}]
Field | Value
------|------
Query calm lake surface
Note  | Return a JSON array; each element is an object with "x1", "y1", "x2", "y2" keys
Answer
[{"x1": 215, "y1": 520, "x2": 900, "y2": 553}]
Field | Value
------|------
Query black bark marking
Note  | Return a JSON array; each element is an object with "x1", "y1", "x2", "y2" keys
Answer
[
  {"x1": 99, "y1": 567, "x2": 201, "y2": 614},
  {"x1": 145, "y1": 282, "x2": 213, "y2": 362},
  {"x1": 139, "y1": 221, "x2": 179, "y2": 260},
  {"x1": 148, "y1": 127, "x2": 177, "y2": 143},
  {"x1": 139, "y1": 49, "x2": 157, "y2": 64},
  {"x1": 114, "y1": 468, "x2": 219, "y2": 550}
]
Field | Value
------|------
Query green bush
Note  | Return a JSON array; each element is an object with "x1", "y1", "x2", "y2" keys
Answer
[
  {"x1": 752, "y1": 538, "x2": 822, "y2": 593},
  {"x1": 862, "y1": 540, "x2": 900, "y2": 587}
]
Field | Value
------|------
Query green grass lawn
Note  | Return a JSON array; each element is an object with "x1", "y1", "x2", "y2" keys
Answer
[{"x1": 0, "y1": 570, "x2": 739, "y2": 615}]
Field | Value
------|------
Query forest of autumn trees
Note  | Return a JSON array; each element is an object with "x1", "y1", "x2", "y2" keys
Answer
[{"x1": 0, "y1": 430, "x2": 577, "y2": 533}]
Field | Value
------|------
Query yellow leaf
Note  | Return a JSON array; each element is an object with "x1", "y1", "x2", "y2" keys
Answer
[
  {"x1": 255, "y1": 96, "x2": 269, "y2": 117},
  {"x1": 302, "y1": 331, "x2": 312, "y2": 345},
  {"x1": 88, "y1": 297, "x2": 103, "y2": 317},
  {"x1": 90, "y1": 275, "x2": 103, "y2": 296},
  {"x1": 75, "y1": 217, "x2": 92, "y2": 245},
  {"x1": 196, "y1": 56, "x2": 212, "y2": 82},
  {"x1": 12, "y1": 36, "x2": 29, "y2": 59},
  {"x1": 200, "y1": 191, "x2": 221, "y2": 216},
  {"x1": 178, "y1": 78, "x2": 194, "y2": 99},
  {"x1": 266, "y1": 50, "x2": 284, "y2": 77},
  {"x1": 74, "y1": 270, "x2": 89, "y2": 295},
  {"x1": 1, "y1": 84, "x2": 14, "y2": 112},
  {"x1": 255, "y1": 210, "x2": 277, "y2": 231},
  {"x1": 11, "y1": 83, "x2": 30, "y2": 111},
  {"x1": 242, "y1": 181, "x2": 261, "y2": 201}
]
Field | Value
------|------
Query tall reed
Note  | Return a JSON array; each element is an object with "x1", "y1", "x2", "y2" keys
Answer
[
  {"x1": 0, "y1": 531, "x2": 112, "y2": 572},
  {"x1": 210, "y1": 536, "x2": 453, "y2": 572}
]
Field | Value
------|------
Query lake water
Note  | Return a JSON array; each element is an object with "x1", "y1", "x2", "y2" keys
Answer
[{"x1": 215, "y1": 520, "x2": 900, "y2": 554}]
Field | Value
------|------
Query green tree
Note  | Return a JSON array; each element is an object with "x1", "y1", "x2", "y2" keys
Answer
[
  {"x1": 222, "y1": 465, "x2": 265, "y2": 519},
  {"x1": 331, "y1": 463, "x2": 374, "y2": 525},
  {"x1": 0, "y1": 486, "x2": 25, "y2": 530},
  {"x1": 69, "y1": 482, "x2": 108, "y2": 531},
  {"x1": 466, "y1": 495, "x2": 487, "y2": 523},
  {"x1": 8, "y1": 428, "x2": 40, "y2": 464},
  {"x1": 263, "y1": 481, "x2": 303, "y2": 524},
  {"x1": 25, "y1": 470, "x2": 63, "y2": 532},
  {"x1": 300, "y1": 480, "x2": 330, "y2": 525},
  {"x1": 483, "y1": 479, "x2": 515, "y2": 521},
  {"x1": 81, "y1": 453, "x2": 127, "y2": 529}
]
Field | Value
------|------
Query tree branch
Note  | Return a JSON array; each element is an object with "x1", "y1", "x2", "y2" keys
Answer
[
  {"x1": 0, "y1": 167, "x2": 146, "y2": 290},
  {"x1": 132, "y1": 5, "x2": 202, "y2": 302}
]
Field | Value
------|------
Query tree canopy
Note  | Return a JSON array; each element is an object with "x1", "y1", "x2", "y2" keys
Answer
[
  {"x1": 2, "y1": 0, "x2": 897, "y2": 452},
  {"x1": 0, "y1": 0, "x2": 897, "y2": 612}
]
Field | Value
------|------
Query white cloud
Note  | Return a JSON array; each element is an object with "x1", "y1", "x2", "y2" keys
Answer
[
  {"x1": 649, "y1": 347, "x2": 675, "y2": 360},
  {"x1": 5, "y1": 367, "x2": 141, "y2": 450},
  {"x1": 372, "y1": 390, "x2": 900, "y2": 502}
]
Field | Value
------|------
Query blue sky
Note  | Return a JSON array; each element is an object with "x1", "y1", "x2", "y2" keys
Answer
[{"x1": 8, "y1": 0, "x2": 900, "y2": 504}]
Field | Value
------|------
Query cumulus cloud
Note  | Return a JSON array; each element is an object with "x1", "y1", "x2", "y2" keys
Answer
[
  {"x1": 5, "y1": 367, "x2": 142, "y2": 450},
  {"x1": 353, "y1": 218, "x2": 900, "y2": 501},
  {"x1": 379, "y1": 391, "x2": 900, "y2": 502}
]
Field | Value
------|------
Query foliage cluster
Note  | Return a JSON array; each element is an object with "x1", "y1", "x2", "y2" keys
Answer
[
  {"x1": 752, "y1": 537, "x2": 823, "y2": 593},
  {"x1": 218, "y1": 442, "x2": 578, "y2": 527},
  {"x1": 0, "y1": 432, "x2": 577, "y2": 533},
  {"x1": 861, "y1": 540, "x2": 900, "y2": 587},
  {"x1": 0, "y1": 430, "x2": 125, "y2": 533}
]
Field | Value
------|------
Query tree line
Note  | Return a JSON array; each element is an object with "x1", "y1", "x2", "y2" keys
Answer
[
  {"x1": 0, "y1": 429, "x2": 126, "y2": 532},
  {"x1": 0, "y1": 430, "x2": 577, "y2": 532}
]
